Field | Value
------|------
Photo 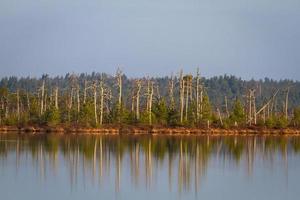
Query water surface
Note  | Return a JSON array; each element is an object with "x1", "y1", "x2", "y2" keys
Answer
[{"x1": 0, "y1": 133, "x2": 300, "y2": 200}]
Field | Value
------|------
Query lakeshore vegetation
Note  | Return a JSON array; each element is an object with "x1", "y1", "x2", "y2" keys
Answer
[{"x1": 0, "y1": 69, "x2": 300, "y2": 129}]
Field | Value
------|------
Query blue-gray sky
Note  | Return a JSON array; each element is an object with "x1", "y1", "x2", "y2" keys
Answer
[{"x1": 0, "y1": 0, "x2": 299, "y2": 80}]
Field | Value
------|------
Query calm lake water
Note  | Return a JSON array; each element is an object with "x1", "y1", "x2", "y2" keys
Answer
[{"x1": 0, "y1": 133, "x2": 300, "y2": 200}]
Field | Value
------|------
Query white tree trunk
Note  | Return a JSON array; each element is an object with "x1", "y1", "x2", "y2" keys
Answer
[
  {"x1": 54, "y1": 87, "x2": 58, "y2": 109},
  {"x1": 149, "y1": 82, "x2": 154, "y2": 125},
  {"x1": 100, "y1": 81, "x2": 104, "y2": 125},
  {"x1": 136, "y1": 80, "x2": 141, "y2": 120}
]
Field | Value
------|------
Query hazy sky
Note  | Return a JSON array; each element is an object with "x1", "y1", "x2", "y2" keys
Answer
[{"x1": 0, "y1": 0, "x2": 299, "y2": 79}]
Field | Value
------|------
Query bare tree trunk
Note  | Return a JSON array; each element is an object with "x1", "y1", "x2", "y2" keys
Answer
[
  {"x1": 77, "y1": 85, "x2": 80, "y2": 113},
  {"x1": 100, "y1": 81, "x2": 104, "y2": 125},
  {"x1": 146, "y1": 78, "x2": 150, "y2": 111},
  {"x1": 179, "y1": 70, "x2": 184, "y2": 123},
  {"x1": 70, "y1": 88, "x2": 74, "y2": 110},
  {"x1": 131, "y1": 92, "x2": 135, "y2": 113},
  {"x1": 40, "y1": 80, "x2": 45, "y2": 115},
  {"x1": 116, "y1": 69, "x2": 122, "y2": 108},
  {"x1": 136, "y1": 80, "x2": 142, "y2": 120},
  {"x1": 185, "y1": 77, "x2": 189, "y2": 121},
  {"x1": 253, "y1": 94, "x2": 257, "y2": 125},
  {"x1": 93, "y1": 82, "x2": 98, "y2": 125},
  {"x1": 44, "y1": 93, "x2": 47, "y2": 111},
  {"x1": 16, "y1": 89, "x2": 20, "y2": 121},
  {"x1": 169, "y1": 75, "x2": 175, "y2": 108},
  {"x1": 248, "y1": 90, "x2": 252, "y2": 125},
  {"x1": 83, "y1": 80, "x2": 87, "y2": 104},
  {"x1": 26, "y1": 92, "x2": 30, "y2": 111},
  {"x1": 196, "y1": 69, "x2": 200, "y2": 121},
  {"x1": 285, "y1": 87, "x2": 289, "y2": 120},
  {"x1": 200, "y1": 89, "x2": 203, "y2": 119},
  {"x1": 54, "y1": 87, "x2": 58, "y2": 109},
  {"x1": 5, "y1": 97, "x2": 8, "y2": 118},
  {"x1": 217, "y1": 108, "x2": 223, "y2": 126},
  {"x1": 149, "y1": 82, "x2": 154, "y2": 125},
  {"x1": 225, "y1": 96, "x2": 229, "y2": 118}
]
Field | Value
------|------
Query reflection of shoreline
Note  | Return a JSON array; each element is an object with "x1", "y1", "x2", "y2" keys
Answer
[
  {"x1": 1, "y1": 126, "x2": 300, "y2": 135},
  {"x1": 0, "y1": 134, "x2": 298, "y2": 194}
]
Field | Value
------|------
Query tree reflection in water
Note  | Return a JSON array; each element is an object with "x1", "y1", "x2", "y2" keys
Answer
[{"x1": 0, "y1": 133, "x2": 299, "y2": 194}]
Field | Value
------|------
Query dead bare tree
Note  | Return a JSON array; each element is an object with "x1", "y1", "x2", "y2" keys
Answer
[
  {"x1": 40, "y1": 77, "x2": 45, "y2": 115},
  {"x1": 76, "y1": 84, "x2": 80, "y2": 113},
  {"x1": 99, "y1": 79, "x2": 104, "y2": 125},
  {"x1": 184, "y1": 75, "x2": 193, "y2": 121},
  {"x1": 135, "y1": 79, "x2": 142, "y2": 120},
  {"x1": 116, "y1": 69, "x2": 123, "y2": 108},
  {"x1": 196, "y1": 68, "x2": 200, "y2": 121},
  {"x1": 179, "y1": 70, "x2": 185, "y2": 123},
  {"x1": 148, "y1": 81, "x2": 154, "y2": 125},
  {"x1": 54, "y1": 87, "x2": 58, "y2": 109},
  {"x1": 285, "y1": 87, "x2": 290, "y2": 120},
  {"x1": 16, "y1": 89, "x2": 20, "y2": 121},
  {"x1": 168, "y1": 75, "x2": 175, "y2": 108},
  {"x1": 93, "y1": 81, "x2": 98, "y2": 125}
]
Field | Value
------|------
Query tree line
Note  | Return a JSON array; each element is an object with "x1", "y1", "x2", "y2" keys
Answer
[{"x1": 0, "y1": 69, "x2": 300, "y2": 128}]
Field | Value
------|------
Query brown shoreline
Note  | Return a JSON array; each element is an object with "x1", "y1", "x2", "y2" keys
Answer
[{"x1": 0, "y1": 125, "x2": 300, "y2": 136}]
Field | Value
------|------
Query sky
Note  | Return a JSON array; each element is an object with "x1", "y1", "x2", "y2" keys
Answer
[{"x1": 0, "y1": 0, "x2": 299, "y2": 80}]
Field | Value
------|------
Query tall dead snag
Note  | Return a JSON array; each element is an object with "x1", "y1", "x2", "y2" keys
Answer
[
  {"x1": 168, "y1": 75, "x2": 175, "y2": 108},
  {"x1": 69, "y1": 74, "x2": 77, "y2": 111},
  {"x1": 76, "y1": 84, "x2": 80, "y2": 113},
  {"x1": 196, "y1": 68, "x2": 200, "y2": 121},
  {"x1": 255, "y1": 89, "x2": 279, "y2": 123},
  {"x1": 247, "y1": 89, "x2": 256, "y2": 125},
  {"x1": 16, "y1": 89, "x2": 20, "y2": 121},
  {"x1": 285, "y1": 87, "x2": 290, "y2": 120},
  {"x1": 93, "y1": 81, "x2": 98, "y2": 125},
  {"x1": 131, "y1": 90, "x2": 135, "y2": 113},
  {"x1": 135, "y1": 79, "x2": 142, "y2": 120},
  {"x1": 40, "y1": 77, "x2": 45, "y2": 115},
  {"x1": 99, "y1": 79, "x2": 104, "y2": 125},
  {"x1": 54, "y1": 87, "x2": 58, "y2": 109},
  {"x1": 184, "y1": 75, "x2": 193, "y2": 121},
  {"x1": 148, "y1": 81, "x2": 154, "y2": 125},
  {"x1": 83, "y1": 80, "x2": 87, "y2": 104},
  {"x1": 179, "y1": 70, "x2": 185, "y2": 123},
  {"x1": 116, "y1": 69, "x2": 123, "y2": 108}
]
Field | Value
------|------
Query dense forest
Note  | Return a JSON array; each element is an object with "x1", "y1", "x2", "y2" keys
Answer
[{"x1": 0, "y1": 69, "x2": 300, "y2": 129}]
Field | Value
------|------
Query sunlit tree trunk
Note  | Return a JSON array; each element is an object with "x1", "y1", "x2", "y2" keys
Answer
[
  {"x1": 135, "y1": 80, "x2": 142, "y2": 120},
  {"x1": 169, "y1": 75, "x2": 175, "y2": 108},
  {"x1": 16, "y1": 89, "x2": 20, "y2": 121},
  {"x1": 179, "y1": 70, "x2": 185, "y2": 123},
  {"x1": 83, "y1": 80, "x2": 87, "y2": 104},
  {"x1": 196, "y1": 69, "x2": 200, "y2": 121},
  {"x1": 76, "y1": 85, "x2": 80, "y2": 113},
  {"x1": 40, "y1": 79, "x2": 45, "y2": 115},
  {"x1": 54, "y1": 87, "x2": 58, "y2": 109},
  {"x1": 93, "y1": 82, "x2": 98, "y2": 125},
  {"x1": 116, "y1": 69, "x2": 122, "y2": 108},
  {"x1": 99, "y1": 81, "x2": 104, "y2": 125},
  {"x1": 285, "y1": 87, "x2": 290, "y2": 120},
  {"x1": 149, "y1": 82, "x2": 154, "y2": 125}
]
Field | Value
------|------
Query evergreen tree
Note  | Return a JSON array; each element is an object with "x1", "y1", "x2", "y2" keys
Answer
[
  {"x1": 153, "y1": 98, "x2": 168, "y2": 125},
  {"x1": 201, "y1": 95, "x2": 212, "y2": 122},
  {"x1": 79, "y1": 102, "x2": 94, "y2": 127},
  {"x1": 230, "y1": 99, "x2": 246, "y2": 126},
  {"x1": 43, "y1": 106, "x2": 60, "y2": 126}
]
